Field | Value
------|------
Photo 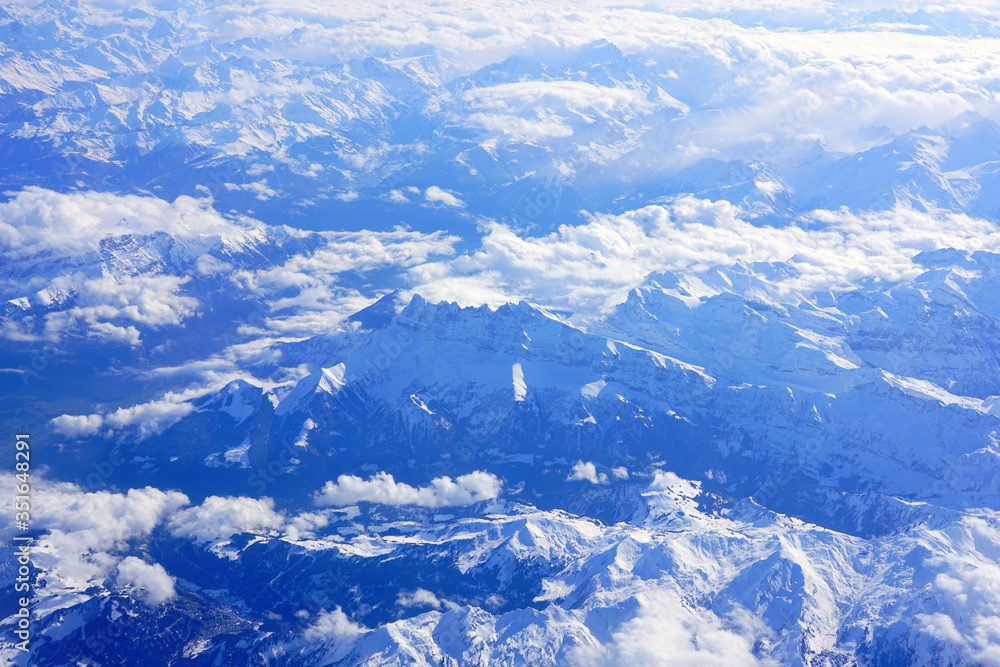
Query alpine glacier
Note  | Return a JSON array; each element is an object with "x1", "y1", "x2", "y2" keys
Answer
[{"x1": 3, "y1": 1, "x2": 1000, "y2": 665}]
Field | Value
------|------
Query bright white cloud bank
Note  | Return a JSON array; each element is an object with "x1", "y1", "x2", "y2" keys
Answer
[
  {"x1": 0, "y1": 187, "x2": 263, "y2": 258},
  {"x1": 0, "y1": 187, "x2": 457, "y2": 342},
  {"x1": 912, "y1": 517, "x2": 1000, "y2": 666},
  {"x1": 34, "y1": 0, "x2": 1000, "y2": 163},
  {"x1": 572, "y1": 590, "x2": 762, "y2": 667},
  {"x1": 9, "y1": 480, "x2": 339, "y2": 605},
  {"x1": 116, "y1": 556, "x2": 177, "y2": 605},
  {"x1": 25, "y1": 483, "x2": 188, "y2": 603},
  {"x1": 167, "y1": 496, "x2": 286, "y2": 543},
  {"x1": 408, "y1": 200, "x2": 1000, "y2": 314},
  {"x1": 314, "y1": 471, "x2": 502, "y2": 508}
]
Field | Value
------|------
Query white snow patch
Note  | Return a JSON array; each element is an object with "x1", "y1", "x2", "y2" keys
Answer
[
  {"x1": 581, "y1": 379, "x2": 607, "y2": 399},
  {"x1": 512, "y1": 363, "x2": 527, "y2": 402}
]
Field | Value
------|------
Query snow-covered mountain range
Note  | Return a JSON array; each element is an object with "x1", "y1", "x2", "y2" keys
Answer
[{"x1": 4, "y1": 0, "x2": 1000, "y2": 665}]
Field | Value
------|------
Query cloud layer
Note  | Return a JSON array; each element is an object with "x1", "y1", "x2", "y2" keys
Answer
[
  {"x1": 25, "y1": 482, "x2": 188, "y2": 602},
  {"x1": 407, "y1": 200, "x2": 1000, "y2": 314},
  {"x1": 314, "y1": 471, "x2": 502, "y2": 508},
  {"x1": 1, "y1": 187, "x2": 458, "y2": 342},
  {"x1": 167, "y1": 496, "x2": 286, "y2": 544}
]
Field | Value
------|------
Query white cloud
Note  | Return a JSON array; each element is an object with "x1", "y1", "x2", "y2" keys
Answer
[
  {"x1": 0, "y1": 187, "x2": 263, "y2": 259},
  {"x1": 460, "y1": 80, "x2": 672, "y2": 141},
  {"x1": 50, "y1": 413, "x2": 104, "y2": 438},
  {"x1": 424, "y1": 186, "x2": 464, "y2": 207},
  {"x1": 303, "y1": 607, "x2": 367, "y2": 643},
  {"x1": 116, "y1": 557, "x2": 177, "y2": 605},
  {"x1": 167, "y1": 496, "x2": 286, "y2": 544},
  {"x1": 195, "y1": 254, "x2": 234, "y2": 276},
  {"x1": 52, "y1": 394, "x2": 196, "y2": 439},
  {"x1": 314, "y1": 470, "x2": 501, "y2": 508},
  {"x1": 915, "y1": 612, "x2": 965, "y2": 645},
  {"x1": 285, "y1": 511, "x2": 330, "y2": 541},
  {"x1": 407, "y1": 199, "x2": 1000, "y2": 316},
  {"x1": 0, "y1": 188, "x2": 263, "y2": 342},
  {"x1": 397, "y1": 588, "x2": 445, "y2": 610},
  {"x1": 228, "y1": 227, "x2": 457, "y2": 337},
  {"x1": 0, "y1": 188, "x2": 458, "y2": 342},
  {"x1": 464, "y1": 80, "x2": 655, "y2": 115},
  {"x1": 914, "y1": 517, "x2": 1000, "y2": 666},
  {"x1": 568, "y1": 461, "x2": 607, "y2": 485},
  {"x1": 27, "y1": 272, "x2": 201, "y2": 344},
  {"x1": 465, "y1": 112, "x2": 573, "y2": 141},
  {"x1": 649, "y1": 470, "x2": 687, "y2": 490},
  {"x1": 573, "y1": 590, "x2": 763, "y2": 667},
  {"x1": 224, "y1": 179, "x2": 279, "y2": 200},
  {"x1": 28, "y1": 482, "x2": 189, "y2": 590}
]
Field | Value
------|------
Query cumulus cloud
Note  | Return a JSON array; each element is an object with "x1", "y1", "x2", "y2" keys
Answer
[
  {"x1": 303, "y1": 607, "x2": 367, "y2": 643},
  {"x1": 224, "y1": 179, "x2": 279, "y2": 200},
  {"x1": 913, "y1": 517, "x2": 1000, "y2": 666},
  {"x1": 6, "y1": 274, "x2": 201, "y2": 345},
  {"x1": 50, "y1": 413, "x2": 104, "y2": 438},
  {"x1": 116, "y1": 557, "x2": 177, "y2": 605},
  {"x1": 568, "y1": 461, "x2": 608, "y2": 485},
  {"x1": 52, "y1": 394, "x2": 195, "y2": 439},
  {"x1": 285, "y1": 511, "x2": 330, "y2": 541},
  {"x1": 573, "y1": 590, "x2": 763, "y2": 667},
  {"x1": 28, "y1": 482, "x2": 189, "y2": 589},
  {"x1": 424, "y1": 186, "x2": 464, "y2": 208},
  {"x1": 167, "y1": 496, "x2": 286, "y2": 544},
  {"x1": 397, "y1": 588, "x2": 450, "y2": 610},
  {"x1": 0, "y1": 187, "x2": 262, "y2": 259},
  {"x1": 407, "y1": 199, "x2": 1000, "y2": 316},
  {"x1": 0, "y1": 187, "x2": 458, "y2": 342},
  {"x1": 0, "y1": 188, "x2": 257, "y2": 341},
  {"x1": 228, "y1": 227, "x2": 457, "y2": 337},
  {"x1": 314, "y1": 471, "x2": 501, "y2": 508},
  {"x1": 649, "y1": 470, "x2": 688, "y2": 490}
]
